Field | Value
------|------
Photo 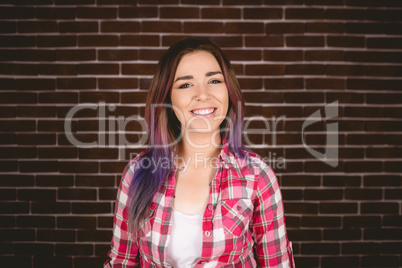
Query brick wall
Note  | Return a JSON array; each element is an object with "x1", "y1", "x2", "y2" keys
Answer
[{"x1": 0, "y1": 1, "x2": 401, "y2": 267}]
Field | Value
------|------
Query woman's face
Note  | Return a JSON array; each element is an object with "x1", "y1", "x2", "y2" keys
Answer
[{"x1": 170, "y1": 50, "x2": 229, "y2": 137}]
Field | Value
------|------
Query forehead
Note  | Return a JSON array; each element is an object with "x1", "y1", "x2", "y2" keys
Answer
[{"x1": 175, "y1": 51, "x2": 221, "y2": 76}]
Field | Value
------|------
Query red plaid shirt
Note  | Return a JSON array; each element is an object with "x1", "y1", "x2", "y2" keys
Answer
[{"x1": 105, "y1": 142, "x2": 295, "y2": 267}]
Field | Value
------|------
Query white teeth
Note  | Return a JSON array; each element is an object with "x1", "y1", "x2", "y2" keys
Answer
[{"x1": 192, "y1": 108, "x2": 214, "y2": 115}]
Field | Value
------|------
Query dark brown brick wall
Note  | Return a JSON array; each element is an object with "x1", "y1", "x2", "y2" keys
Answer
[{"x1": 0, "y1": 1, "x2": 401, "y2": 268}]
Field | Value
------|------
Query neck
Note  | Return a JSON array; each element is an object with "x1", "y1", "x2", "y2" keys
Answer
[{"x1": 176, "y1": 132, "x2": 222, "y2": 169}]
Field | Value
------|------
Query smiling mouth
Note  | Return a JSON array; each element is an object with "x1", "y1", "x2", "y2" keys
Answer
[{"x1": 191, "y1": 108, "x2": 216, "y2": 116}]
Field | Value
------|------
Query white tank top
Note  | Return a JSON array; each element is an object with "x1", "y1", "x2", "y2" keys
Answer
[{"x1": 166, "y1": 209, "x2": 203, "y2": 268}]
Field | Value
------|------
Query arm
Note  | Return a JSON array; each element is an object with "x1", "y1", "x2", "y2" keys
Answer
[
  {"x1": 251, "y1": 164, "x2": 295, "y2": 268},
  {"x1": 104, "y1": 161, "x2": 140, "y2": 268}
]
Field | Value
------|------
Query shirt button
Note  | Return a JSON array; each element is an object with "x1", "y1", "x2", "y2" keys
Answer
[
  {"x1": 204, "y1": 231, "x2": 211, "y2": 237},
  {"x1": 208, "y1": 204, "x2": 213, "y2": 210}
]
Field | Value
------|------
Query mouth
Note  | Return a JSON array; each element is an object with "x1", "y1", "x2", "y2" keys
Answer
[{"x1": 190, "y1": 107, "x2": 216, "y2": 117}]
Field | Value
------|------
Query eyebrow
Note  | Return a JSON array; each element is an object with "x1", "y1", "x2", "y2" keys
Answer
[{"x1": 174, "y1": 71, "x2": 223, "y2": 83}]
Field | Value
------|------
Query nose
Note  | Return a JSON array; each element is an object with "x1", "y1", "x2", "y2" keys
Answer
[{"x1": 194, "y1": 83, "x2": 210, "y2": 101}]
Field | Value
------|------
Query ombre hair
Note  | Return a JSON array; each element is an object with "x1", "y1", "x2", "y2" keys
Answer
[{"x1": 128, "y1": 38, "x2": 246, "y2": 232}]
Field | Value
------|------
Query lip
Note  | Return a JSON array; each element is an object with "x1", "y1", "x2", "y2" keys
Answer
[{"x1": 190, "y1": 107, "x2": 217, "y2": 118}]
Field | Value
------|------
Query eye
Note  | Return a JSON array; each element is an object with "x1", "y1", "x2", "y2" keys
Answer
[
  {"x1": 209, "y1": 79, "x2": 222, "y2": 84},
  {"x1": 179, "y1": 83, "x2": 191, "y2": 89}
]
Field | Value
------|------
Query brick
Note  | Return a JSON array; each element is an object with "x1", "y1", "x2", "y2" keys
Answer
[
  {"x1": 327, "y1": 36, "x2": 365, "y2": 47},
  {"x1": 184, "y1": 22, "x2": 223, "y2": 33},
  {"x1": 39, "y1": 92, "x2": 78, "y2": 103},
  {"x1": 324, "y1": 229, "x2": 362, "y2": 240},
  {"x1": 34, "y1": 257, "x2": 73, "y2": 268},
  {"x1": 346, "y1": 51, "x2": 402, "y2": 63},
  {"x1": 18, "y1": 21, "x2": 57, "y2": 33},
  {"x1": 139, "y1": 49, "x2": 165, "y2": 61},
  {"x1": 59, "y1": 22, "x2": 98, "y2": 33},
  {"x1": 245, "y1": 36, "x2": 284, "y2": 47},
  {"x1": 327, "y1": 92, "x2": 363, "y2": 104},
  {"x1": 0, "y1": 256, "x2": 31, "y2": 268},
  {"x1": 97, "y1": 0, "x2": 135, "y2": 3},
  {"x1": 0, "y1": 229, "x2": 35, "y2": 242},
  {"x1": 37, "y1": 148, "x2": 77, "y2": 159},
  {"x1": 301, "y1": 243, "x2": 339, "y2": 254},
  {"x1": 101, "y1": 21, "x2": 140, "y2": 33},
  {"x1": 285, "y1": 92, "x2": 324, "y2": 103},
  {"x1": 202, "y1": 8, "x2": 241, "y2": 19},
  {"x1": 244, "y1": 8, "x2": 282, "y2": 19},
  {"x1": 36, "y1": 7, "x2": 76, "y2": 19},
  {"x1": 387, "y1": 134, "x2": 402, "y2": 145},
  {"x1": 74, "y1": 257, "x2": 106, "y2": 268},
  {"x1": 344, "y1": 107, "x2": 382, "y2": 118},
  {"x1": 99, "y1": 78, "x2": 138, "y2": 90},
  {"x1": 57, "y1": 78, "x2": 96, "y2": 90},
  {"x1": 364, "y1": 228, "x2": 402, "y2": 240},
  {"x1": 80, "y1": 91, "x2": 119, "y2": 102},
  {"x1": 223, "y1": 0, "x2": 263, "y2": 4},
  {"x1": 0, "y1": 7, "x2": 35, "y2": 19},
  {"x1": 0, "y1": 51, "x2": 15, "y2": 61},
  {"x1": 366, "y1": 121, "x2": 402, "y2": 132},
  {"x1": 181, "y1": 0, "x2": 218, "y2": 3},
  {"x1": 286, "y1": 36, "x2": 324, "y2": 47},
  {"x1": 321, "y1": 257, "x2": 359, "y2": 268},
  {"x1": 0, "y1": 202, "x2": 29, "y2": 214},
  {"x1": 364, "y1": 175, "x2": 401, "y2": 187},
  {"x1": 0, "y1": 175, "x2": 34, "y2": 187},
  {"x1": 31, "y1": 202, "x2": 70, "y2": 214},
  {"x1": 245, "y1": 64, "x2": 285, "y2": 76},
  {"x1": 119, "y1": 7, "x2": 157, "y2": 18},
  {"x1": 14, "y1": 49, "x2": 55, "y2": 61},
  {"x1": 301, "y1": 216, "x2": 341, "y2": 227},
  {"x1": 38, "y1": 64, "x2": 77, "y2": 76},
  {"x1": 98, "y1": 49, "x2": 138, "y2": 61},
  {"x1": 287, "y1": 64, "x2": 325, "y2": 75},
  {"x1": 226, "y1": 22, "x2": 264, "y2": 34},
  {"x1": 306, "y1": 22, "x2": 345, "y2": 33},
  {"x1": 17, "y1": 216, "x2": 55, "y2": 228},
  {"x1": 38, "y1": 120, "x2": 73, "y2": 132},
  {"x1": 99, "y1": 189, "x2": 117, "y2": 200},
  {"x1": 339, "y1": 147, "x2": 365, "y2": 159},
  {"x1": 361, "y1": 202, "x2": 399, "y2": 214},
  {"x1": 367, "y1": 37, "x2": 402, "y2": 49},
  {"x1": 14, "y1": 243, "x2": 54, "y2": 256},
  {"x1": 55, "y1": 0, "x2": 94, "y2": 3},
  {"x1": 79, "y1": 148, "x2": 118, "y2": 159},
  {"x1": 339, "y1": 120, "x2": 365, "y2": 132},
  {"x1": 95, "y1": 244, "x2": 111, "y2": 256},
  {"x1": 325, "y1": 8, "x2": 366, "y2": 20},
  {"x1": 286, "y1": 8, "x2": 324, "y2": 19},
  {"x1": 224, "y1": 49, "x2": 261, "y2": 61},
  {"x1": 284, "y1": 202, "x2": 318, "y2": 214},
  {"x1": 385, "y1": 189, "x2": 402, "y2": 200},
  {"x1": 0, "y1": 36, "x2": 36, "y2": 47},
  {"x1": 281, "y1": 189, "x2": 302, "y2": 200},
  {"x1": 38, "y1": 230, "x2": 75, "y2": 242},
  {"x1": 59, "y1": 161, "x2": 98, "y2": 173},
  {"x1": 346, "y1": 0, "x2": 402, "y2": 6},
  {"x1": 344, "y1": 161, "x2": 382, "y2": 173},
  {"x1": 55, "y1": 244, "x2": 93, "y2": 256},
  {"x1": 384, "y1": 216, "x2": 402, "y2": 227},
  {"x1": 320, "y1": 202, "x2": 358, "y2": 214},
  {"x1": 0, "y1": 147, "x2": 36, "y2": 158},
  {"x1": 77, "y1": 7, "x2": 117, "y2": 19},
  {"x1": 287, "y1": 230, "x2": 321, "y2": 241},
  {"x1": 16, "y1": 78, "x2": 55, "y2": 90},
  {"x1": 76, "y1": 175, "x2": 115, "y2": 187},
  {"x1": 0, "y1": 120, "x2": 35, "y2": 132},
  {"x1": 122, "y1": 63, "x2": 156, "y2": 75},
  {"x1": 100, "y1": 161, "x2": 127, "y2": 173},
  {"x1": 305, "y1": 189, "x2": 343, "y2": 200},
  {"x1": 265, "y1": 78, "x2": 304, "y2": 90},
  {"x1": 384, "y1": 107, "x2": 402, "y2": 118},
  {"x1": 244, "y1": 92, "x2": 284, "y2": 103},
  {"x1": 20, "y1": 161, "x2": 59, "y2": 173},
  {"x1": 78, "y1": 64, "x2": 119, "y2": 75},
  {"x1": 367, "y1": 92, "x2": 402, "y2": 103},
  {"x1": 36, "y1": 175, "x2": 74, "y2": 187},
  {"x1": 0, "y1": 106, "x2": 15, "y2": 117},
  {"x1": 381, "y1": 242, "x2": 402, "y2": 255},
  {"x1": 0, "y1": 63, "x2": 37, "y2": 75},
  {"x1": 367, "y1": 148, "x2": 402, "y2": 158},
  {"x1": 16, "y1": 106, "x2": 56, "y2": 117},
  {"x1": 361, "y1": 256, "x2": 400, "y2": 268},
  {"x1": 37, "y1": 35, "x2": 76, "y2": 47},
  {"x1": 58, "y1": 216, "x2": 96, "y2": 228},
  {"x1": 264, "y1": 50, "x2": 303, "y2": 61},
  {"x1": 305, "y1": 50, "x2": 344, "y2": 61},
  {"x1": 266, "y1": 23, "x2": 304, "y2": 34},
  {"x1": 120, "y1": 35, "x2": 159, "y2": 46},
  {"x1": 79, "y1": 35, "x2": 118, "y2": 47},
  {"x1": 72, "y1": 202, "x2": 112, "y2": 214},
  {"x1": 0, "y1": 189, "x2": 16, "y2": 200},
  {"x1": 138, "y1": 0, "x2": 177, "y2": 3},
  {"x1": 344, "y1": 216, "x2": 381, "y2": 228},
  {"x1": 160, "y1": 7, "x2": 199, "y2": 19},
  {"x1": 143, "y1": 21, "x2": 181, "y2": 33}
]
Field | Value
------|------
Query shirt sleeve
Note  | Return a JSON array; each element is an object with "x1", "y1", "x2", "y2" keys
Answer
[
  {"x1": 104, "y1": 160, "x2": 140, "y2": 268},
  {"x1": 251, "y1": 163, "x2": 295, "y2": 268}
]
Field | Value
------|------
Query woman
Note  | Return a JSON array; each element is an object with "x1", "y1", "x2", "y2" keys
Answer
[{"x1": 105, "y1": 38, "x2": 294, "y2": 267}]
